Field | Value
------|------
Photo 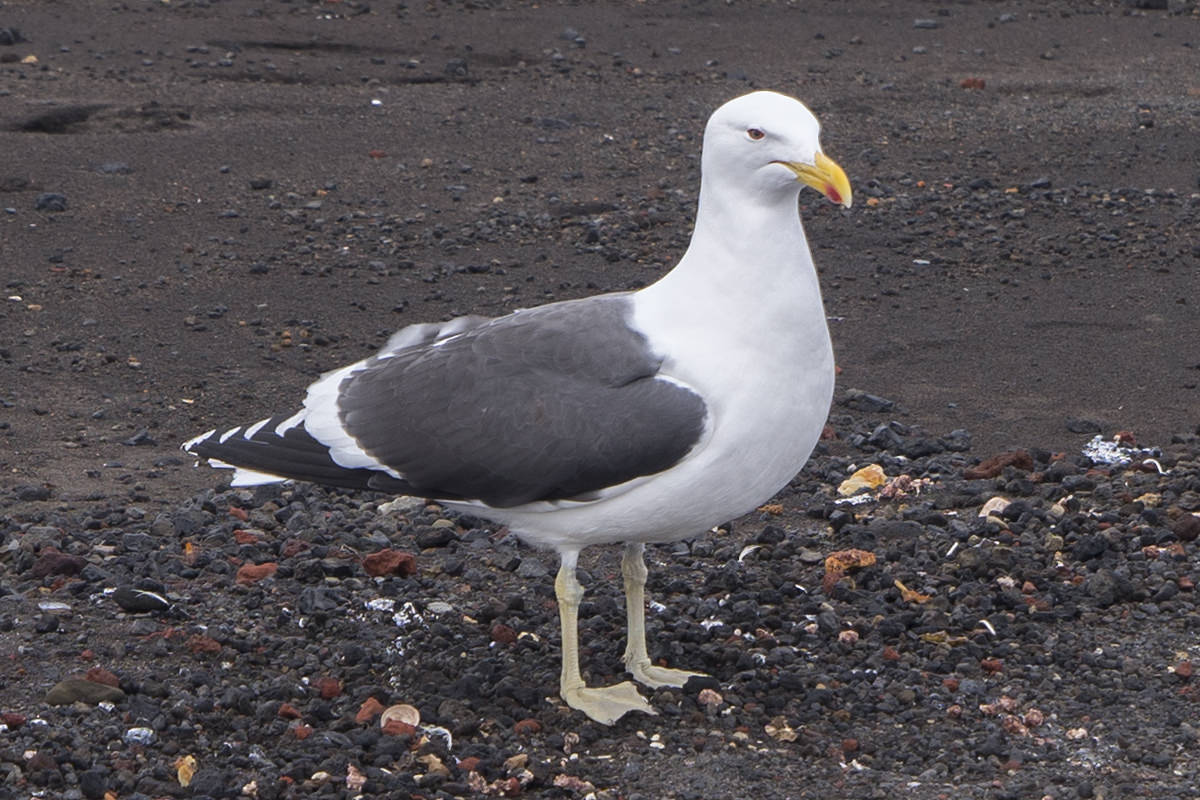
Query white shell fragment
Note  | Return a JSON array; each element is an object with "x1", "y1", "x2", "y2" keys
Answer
[{"x1": 379, "y1": 703, "x2": 420, "y2": 729}]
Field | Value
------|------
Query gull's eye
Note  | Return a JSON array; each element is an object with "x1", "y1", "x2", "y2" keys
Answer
[{"x1": 746, "y1": 128, "x2": 766, "y2": 141}]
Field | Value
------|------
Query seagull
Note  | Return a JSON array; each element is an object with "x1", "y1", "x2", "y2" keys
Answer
[{"x1": 183, "y1": 90, "x2": 851, "y2": 725}]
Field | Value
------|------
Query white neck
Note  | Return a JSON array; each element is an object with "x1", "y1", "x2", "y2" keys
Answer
[{"x1": 638, "y1": 181, "x2": 824, "y2": 325}]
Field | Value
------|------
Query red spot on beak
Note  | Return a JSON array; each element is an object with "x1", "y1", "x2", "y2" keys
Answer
[{"x1": 825, "y1": 185, "x2": 843, "y2": 205}]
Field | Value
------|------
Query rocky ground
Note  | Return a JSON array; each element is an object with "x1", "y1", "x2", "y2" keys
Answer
[{"x1": 2, "y1": 1, "x2": 1199, "y2": 798}]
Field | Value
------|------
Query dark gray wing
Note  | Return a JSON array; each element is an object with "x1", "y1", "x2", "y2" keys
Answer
[{"x1": 338, "y1": 294, "x2": 707, "y2": 507}]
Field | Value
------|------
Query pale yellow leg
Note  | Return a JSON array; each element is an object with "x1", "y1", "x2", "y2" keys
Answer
[
  {"x1": 621, "y1": 542, "x2": 709, "y2": 688},
  {"x1": 555, "y1": 550, "x2": 655, "y2": 725}
]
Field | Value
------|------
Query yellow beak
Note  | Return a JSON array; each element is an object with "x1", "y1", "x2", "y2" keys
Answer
[{"x1": 777, "y1": 152, "x2": 852, "y2": 208}]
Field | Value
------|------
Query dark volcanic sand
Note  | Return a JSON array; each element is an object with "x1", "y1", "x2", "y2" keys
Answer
[{"x1": 2, "y1": 1, "x2": 1200, "y2": 799}]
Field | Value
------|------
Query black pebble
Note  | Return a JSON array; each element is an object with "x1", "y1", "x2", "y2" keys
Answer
[
  {"x1": 1066, "y1": 417, "x2": 1102, "y2": 434},
  {"x1": 34, "y1": 193, "x2": 68, "y2": 212},
  {"x1": 122, "y1": 429, "x2": 156, "y2": 447},
  {"x1": 416, "y1": 526, "x2": 456, "y2": 548},
  {"x1": 79, "y1": 769, "x2": 108, "y2": 800}
]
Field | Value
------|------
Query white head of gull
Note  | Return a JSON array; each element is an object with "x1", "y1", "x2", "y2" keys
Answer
[{"x1": 183, "y1": 90, "x2": 852, "y2": 725}]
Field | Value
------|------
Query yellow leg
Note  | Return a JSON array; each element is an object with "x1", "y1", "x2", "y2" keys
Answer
[
  {"x1": 621, "y1": 542, "x2": 708, "y2": 688},
  {"x1": 555, "y1": 550, "x2": 655, "y2": 725}
]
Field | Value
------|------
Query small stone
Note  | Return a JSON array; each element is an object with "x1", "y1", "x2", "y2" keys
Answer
[
  {"x1": 841, "y1": 389, "x2": 895, "y2": 413},
  {"x1": 1066, "y1": 417, "x2": 1102, "y2": 434},
  {"x1": 121, "y1": 428, "x2": 156, "y2": 447},
  {"x1": 235, "y1": 562, "x2": 278, "y2": 585},
  {"x1": 913, "y1": 18, "x2": 939, "y2": 29},
  {"x1": 1, "y1": 712, "x2": 26, "y2": 728},
  {"x1": 28, "y1": 549, "x2": 87, "y2": 578},
  {"x1": 79, "y1": 769, "x2": 107, "y2": 800},
  {"x1": 84, "y1": 667, "x2": 120, "y2": 687},
  {"x1": 415, "y1": 526, "x2": 455, "y2": 548},
  {"x1": 1072, "y1": 534, "x2": 1108, "y2": 561},
  {"x1": 35, "y1": 192, "x2": 68, "y2": 212},
  {"x1": 381, "y1": 718, "x2": 416, "y2": 737},
  {"x1": 515, "y1": 558, "x2": 549, "y2": 579},
  {"x1": 513, "y1": 718, "x2": 542, "y2": 736},
  {"x1": 1084, "y1": 568, "x2": 1132, "y2": 607},
  {"x1": 277, "y1": 702, "x2": 302, "y2": 719},
  {"x1": 491, "y1": 623, "x2": 517, "y2": 645},
  {"x1": 186, "y1": 634, "x2": 222, "y2": 654},
  {"x1": 964, "y1": 450, "x2": 1032, "y2": 479},
  {"x1": 1173, "y1": 514, "x2": 1200, "y2": 542},
  {"x1": 13, "y1": 484, "x2": 51, "y2": 501},
  {"x1": 45, "y1": 678, "x2": 126, "y2": 705},
  {"x1": 362, "y1": 549, "x2": 417, "y2": 577},
  {"x1": 356, "y1": 696, "x2": 385, "y2": 724}
]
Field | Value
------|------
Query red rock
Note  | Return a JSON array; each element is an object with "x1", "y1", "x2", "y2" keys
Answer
[
  {"x1": 235, "y1": 562, "x2": 277, "y2": 585},
  {"x1": 355, "y1": 697, "x2": 385, "y2": 724},
  {"x1": 981, "y1": 658, "x2": 1003, "y2": 674},
  {"x1": 882, "y1": 646, "x2": 901, "y2": 661},
  {"x1": 291, "y1": 722, "x2": 313, "y2": 740},
  {"x1": 362, "y1": 549, "x2": 417, "y2": 577},
  {"x1": 959, "y1": 77, "x2": 985, "y2": 89},
  {"x1": 278, "y1": 703, "x2": 302, "y2": 719},
  {"x1": 964, "y1": 450, "x2": 1032, "y2": 480},
  {"x1": 459, "y1": 756, "x2": 481, "y2": 773},
  {"x1": 943, "y1": 677, "x2": 959, "y2": 692},
  {"x1": 280, "y1": 538, "x2": 310, "y2": 559},
  {"x1": 84, "y1": 667, "x2": 120, "y2": 688},
  {"x1": 513, "y1": 718, "x2": 541, "y2": 736},
  {"x1": 381, "y1": 718, "x2": 417, "y2": 737},
  {"x1": 841, "y1": 738, "x2": 859, "y2": 754},
  {"x1": 228, "y1": 506, "x2": 249, "y2": 521},
  {"x1": 186, "y1": 634, "x2": 222, "y2": 655},
  {"x1": 277, "y1": 705, "x2": 302, "y2": 724},
  {"x1": 491, "y1": 623, "x2": 517, "y2": 645},
  {"x1": 1179, "y1": 576, "x2": 1195, "y2": 591},
  {"x1": 1, "y1": 712, "x2": 26, "y2": 728},
  {"x1": 233, "y1": 529, "x2": 259, "y2": 544},
  {"x1": 1176, "y1": 660, "x2": 1193, "y2": 679},
  {"x1": 29, "y1": 549, "x2": 87, "y2": 578},
  {"x1": 316, "y1": 677, "x2": 342, "y2": 699}
]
